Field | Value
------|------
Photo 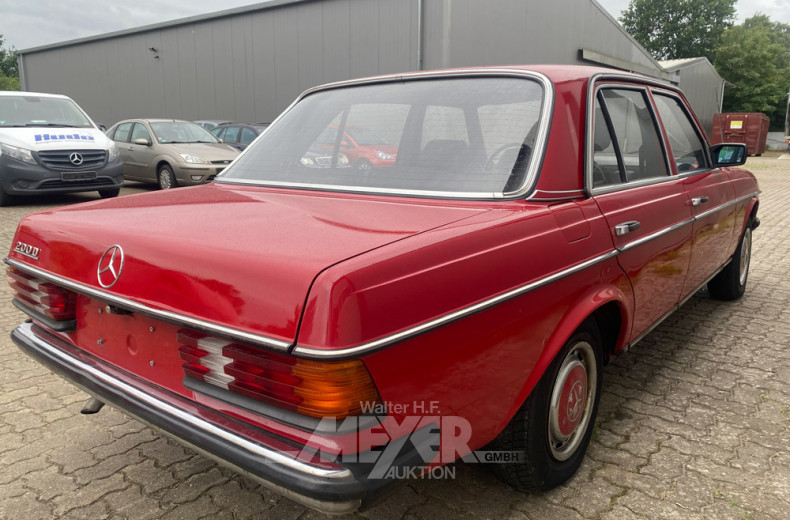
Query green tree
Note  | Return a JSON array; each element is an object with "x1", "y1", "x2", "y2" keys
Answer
[
  {"x1": 620, "y1": 0, "x2": 736, "y2": 60},
  {"x1": 714, "y1": 16, "x2": 790, "y2": 129},
  {"x1": 0, "y1": 34, "x2": 20, "y2": 91}
]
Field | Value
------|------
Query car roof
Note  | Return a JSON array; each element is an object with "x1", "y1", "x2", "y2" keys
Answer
[
  {"x1": 0, "y1": 91, "x2": 71, "y2": 99},
  {"x1": 302, "y1": 64, "x2": 667, "y2": 97}
]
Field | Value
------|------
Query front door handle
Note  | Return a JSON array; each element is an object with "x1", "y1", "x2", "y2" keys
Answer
[
  {"x1": 615, "y1": 220, "x2": 641, "y2": 236},
  {"x1": 691, "y1": 196, "x2": 710, "y2": 206}
]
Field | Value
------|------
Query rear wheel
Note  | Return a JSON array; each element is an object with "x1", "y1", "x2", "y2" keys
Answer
[
  {"x1": 490, "y1": 321, "x2": 602, "y2": 490},
  {"x1": 98, "y1": 188, "x2": 121, "y2": 199},
  {"x1": 708, "y1": 219, "x2": 753, "y2": 300},
  {"x1": 158, "y1": 165, "x2": 177, "y2": 190}
]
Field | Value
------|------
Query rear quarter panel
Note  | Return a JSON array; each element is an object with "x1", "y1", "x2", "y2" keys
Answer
[{"x1": 300, "y1": 198, "x2": 632, "y2": 450}]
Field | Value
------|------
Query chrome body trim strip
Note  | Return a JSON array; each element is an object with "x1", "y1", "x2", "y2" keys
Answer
[
  {"x1": 12, "y1": 321, "x2": 350, "y2": 479},
  {"x1": 694, "y1": 191, "x2": 760, "y2": 221},
  {"x1": 617, "y1": 217, "x2": 695, "y2": 252},
  {"x1": 294, "y1": 249, "x2": 621, "y2": 358},
  {"x1": 5, "y1": 192, "x2": 759, "y2": 360},
  {"x1": 4, "y1": 258, "x2": 291, "y2": 351},
  {"x1": 295, "y1": 191, "x2": 759, "y2": 359}
]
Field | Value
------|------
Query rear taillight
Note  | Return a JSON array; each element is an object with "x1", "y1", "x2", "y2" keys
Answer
[
  {"x1": 7, "y1": 267, "x2": 77, "y2": 321},
  {"x1": 177, "y1": 329, "x2": 380, "y2": 419}
]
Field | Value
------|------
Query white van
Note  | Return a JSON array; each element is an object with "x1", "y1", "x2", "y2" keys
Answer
[{"x1": 0, "y1": 91, "x2": 123, "y2": 206}]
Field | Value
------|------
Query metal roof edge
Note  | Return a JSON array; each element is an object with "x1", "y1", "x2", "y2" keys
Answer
[
  {"x1": 587, "y1": 0, "x2": 664, "y2": 72},
  {"x1": 16, "y1": 0, "x2": 314, "y2": 55}
]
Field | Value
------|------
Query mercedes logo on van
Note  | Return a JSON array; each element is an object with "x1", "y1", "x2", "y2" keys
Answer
[
  {"x1": 69, "y1": 152, "x2": 84, "y2": 166},
  {"x1": 97, "y1": 245, "x2": 124, "y2": 288}
]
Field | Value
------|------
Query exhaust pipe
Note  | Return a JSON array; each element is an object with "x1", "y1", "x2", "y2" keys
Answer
[{"x1": 80, "y1": 397, "x2": 105, "y2": 414}]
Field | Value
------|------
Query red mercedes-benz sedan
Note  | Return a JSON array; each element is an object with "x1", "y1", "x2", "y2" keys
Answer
[{"x1": 6, "y1": 65, "x2": 758, "y2": 513}]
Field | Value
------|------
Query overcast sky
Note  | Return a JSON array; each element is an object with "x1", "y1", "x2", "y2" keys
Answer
[{"x1": 1, "y1": 0, "x2": 790, "y2": 51}]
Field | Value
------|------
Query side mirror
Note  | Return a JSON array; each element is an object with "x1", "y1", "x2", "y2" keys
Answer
[
  {"x1": 134, "y1": 138, "x2": 152, "y2": 146},
  {"x1": 711, "y1": 143, "x2": 747, "y2": 167}
]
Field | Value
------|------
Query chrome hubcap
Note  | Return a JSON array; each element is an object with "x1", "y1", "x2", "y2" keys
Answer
[
  {"x1": 160, "y1": 170, "x2": 172, "y2": 189},
  {"x1": 548, "y1": 341, "x2": 597, "y2": 461},
  {"x1": 739, "y1": 227, "x2": 751, "y2": 286}
]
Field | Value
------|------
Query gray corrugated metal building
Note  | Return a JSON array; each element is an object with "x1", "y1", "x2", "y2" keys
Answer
[
  {"x1": 661, "y1": 58, "x2": 725, "y2": 137},
  {"x1": 17, "y1": 0, "x2": 721, "y2": 134}
]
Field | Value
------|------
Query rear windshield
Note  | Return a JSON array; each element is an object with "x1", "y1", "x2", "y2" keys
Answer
[
  {"x1": 218, "y1": 77, "x2": 546, "y2": 197},
  {"x1": 0, "y1": 95, "x2": 93, "y2": 128}
]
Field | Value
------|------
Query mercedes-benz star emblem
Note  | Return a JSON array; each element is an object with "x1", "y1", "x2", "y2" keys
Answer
[
  {"x1": 97, "y1": 245, "x2": 124, "y2": 288},
  {"x1": 69, "y1": 152, "x2": 84, "y2": 166}
]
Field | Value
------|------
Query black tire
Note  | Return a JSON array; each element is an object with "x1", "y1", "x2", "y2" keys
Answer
[
  {"x1": 490, "y1": 321, "x2": 603, "y2": 491},
  {"x1": 355, "y1": 159, "x2": 372, "y2": 172},
  {"x1": 708, "y1": 219, "x2": 753, "y2": 300},
  {"x1": 158, "y1": 165, "x2": 177, "y2": 190},
  {"x1": 98, "y1": 188, "x2": 121, "y2": 199}
]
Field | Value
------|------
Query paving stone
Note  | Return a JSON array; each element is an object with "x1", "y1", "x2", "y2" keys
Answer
[
  {"x1": 160, "y1": 468, "x2": 228, "y2": 505},
  {"x1": 51, "y1": 473, "x2": 127, "y2": 516},
  {"x1": 20, "y1": 466, "x2": 79, "y2": 501},
  {"x1": 122, "y1": 459, "x2": 179, "y2": 494},
  {"x1": 103, "y1": 484, "x2": 172, "y2": 520},
  {"x1": 0, "y1": 492, "x2": 54, "y2": 519},
  {"x1": 159, "y1": 495, "x2": 221, "y2": 520}
]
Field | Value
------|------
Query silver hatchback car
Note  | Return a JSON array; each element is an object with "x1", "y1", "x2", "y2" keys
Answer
[{"x1": 106, "y1": 119, "x2": 239, "y2": 189}]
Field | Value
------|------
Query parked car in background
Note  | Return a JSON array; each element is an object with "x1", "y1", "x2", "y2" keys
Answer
[
  {"x1": 194, "y1": 119, "x2": 233, "y2": 131},
  {"x1": 211, "y1": 122, "x2": 269, "y2": 151},
  {"x1": 7, "y1": 66, "x2": 758, "y2": 514},
  {"x1": 106, "y1": 119, "x2": 239, "y2": 189},
  {"x1": 314, "y1": 125, "x2": 397, "y2": 171},
  {"x1": 0, "y1": 91, "x2": 123, "y2": 206}
]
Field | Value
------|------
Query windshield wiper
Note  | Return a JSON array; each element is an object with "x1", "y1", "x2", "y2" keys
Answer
[{"x1": 22, "y1": 123, "x2": 83, "y2": 128}]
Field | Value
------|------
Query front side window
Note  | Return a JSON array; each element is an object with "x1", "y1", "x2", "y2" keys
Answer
[
  {"x1": 218, "y1": 77, "x2": 546, "y2": 197},
  {"x1": 592, "y1": 88, "x2": 669, "y2": 189},
  {"x1": 130, "y1": 123, "x2": 151, "y2": 143},
  {"x1": 112, "y1": 122, "x2": 133, "y2": 143},
  {"x1": 652, "y1": 93, "x2": 709, "y2": 172}
]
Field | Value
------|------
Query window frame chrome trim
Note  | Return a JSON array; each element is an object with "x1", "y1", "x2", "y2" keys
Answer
[
  {"x1": 4, "y1": 257, "x2": 291, "y2": 351},
  {"x1": 585, "y1": 74, "x2": 679, "y2": 197},
  {"x1": 215, "y1": 68, "x2": 555, "y2": 201}
]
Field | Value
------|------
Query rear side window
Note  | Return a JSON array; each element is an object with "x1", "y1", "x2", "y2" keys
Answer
[
  {"x1": 223, "y1": 126, "x2": 240, "y2": 144},
  {"x1": 592, "y1": 88, "x2": 668, "y2": 189},
  {"x1": 112, "y1": 122, "x2": 133, "y2": 143},
  {"x1": 652, "y1": 94, "x2": 709, "y2": 172},
  {"x1": 240, "y1": 127, "x2": 257, "y2": 145}
]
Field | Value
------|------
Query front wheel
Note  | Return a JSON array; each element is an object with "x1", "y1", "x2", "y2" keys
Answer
[
  {"x1": 708, "y1": 219, "x2": 753, "y2": 300},
  {"x1": 158, "y1": 165, "x2": 178, "y2": 190},
  {"x1": 490, "y1": 321, "x2": 602, "y2": 490}
]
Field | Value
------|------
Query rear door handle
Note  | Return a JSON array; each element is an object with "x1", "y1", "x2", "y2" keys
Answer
[
  {"x1": 691, "y1": 196, "x2": 710, "y2": 206},
  {"x1": 615, "y1": 220, "x2": 641, "y2": 236}
]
